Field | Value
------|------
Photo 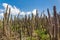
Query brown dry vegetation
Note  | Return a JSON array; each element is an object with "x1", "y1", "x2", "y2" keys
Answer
[{"x1": 0, "y1": 5, "x2": 60, "y2": 40}]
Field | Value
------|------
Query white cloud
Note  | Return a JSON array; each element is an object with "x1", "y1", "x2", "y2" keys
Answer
[
  {"x1": 0, "y1": 13, "x2": 4, "y2": 19},
  {"x1": 26, "y1": 12, "x2": 31, "y2": 15},
  {"x1": 32, "y1": 9, "x2": 37, "y2": 15},
  {"x1": 2, "y1": 3, "x2": 20, "y2": 15},
  {"x1": 0, "y1": 3, "x2": 38, "y2": 19},
  {"x1": 3, "y1": 3, "x2": 8, "y2": 8},
  {"x1": 2, "y1": 3, "x2": 38, "y2": 16},
  {"x1": 10, "y1": 6, "x2": 20, "y2": 15},
  {"x1": 0, "y1": 13, "x2": 3, "y2": 20},
  {"x1": 0, "y1": 9, "x2": 4, "y2": 12},
  {"x1": 0, "y1": 9, "x2": 4, "y2": 17},
  {"x1": 0, "y1": 13, "x2": 3, "y2": 16},
  {"x1": 20, "y1": 12, "x2": 26, "y2": 15}
]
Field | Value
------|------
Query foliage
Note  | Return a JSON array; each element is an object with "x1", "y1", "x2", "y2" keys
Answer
[{"x1": 35, "y1": 25, "x2": 50, "y2": 40}]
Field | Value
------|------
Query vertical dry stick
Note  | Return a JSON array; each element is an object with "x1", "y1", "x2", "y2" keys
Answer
[
  {"x1": 3, "y1": 5, "x2": 11, "y2": 40},
  {"x1": 35, "y1": 9, "x2": 39, "y2": 29},
  {"x1": 47, "y1": 8, "x2": 52, "y2": 40},
  {"x1": 28, "y1": 15, "x2": 33, "y2": 40},
  {"x1": 56, "y1": 14, "x2": 60, "y2": 40},
  {"x1": 53, "y1": 6, "x2": 58, "y2": 40},
  {"x1": 10, "y1": 15, "x2": 12, "y2": 40},
  {"x1": 8, "y1": 8, "x2": 11, "y2": 40},
  {"x1": 52, "y1": 25, "x2": 54, "y2": 40},
  {"x1": 24, "y1": 15, "x2": 27, "y2": 39},
  {"x1": 46, "y1": 15, "x2": 51, "y2": 40},
  {"x1": 4, "y1": 5, "x2": 8, "y2": 36},
  {"x1": 3, "y1": 18, "x2": 4, "y2": 35},
  {"x1": 17, "y1": 12, "x2": 20, "y2": 19},
  {"x1": 7, "y1": 8, "x2": 10, "y2": 24},
  {"x1": 31, "y1": 13, "x2": 35, "y2": 30}
]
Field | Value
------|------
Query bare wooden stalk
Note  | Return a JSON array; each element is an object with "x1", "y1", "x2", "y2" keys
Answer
[
  {"x1": 53, "y1": 6, "x2": 58, "y2": 40},
  {"x1": 3, "y1": 5, "x2": 11, "y2": 40},
  {"x1": 47, "y1": 8, "x2": 53, "y2": 40}
]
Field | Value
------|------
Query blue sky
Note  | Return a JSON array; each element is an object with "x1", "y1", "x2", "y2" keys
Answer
[
  {"x1": 0, "y1": 0, "x2": 60, "y2": 11},
  {"x1": 0, "y1": 0, "x2": 60, "y2": 18}
]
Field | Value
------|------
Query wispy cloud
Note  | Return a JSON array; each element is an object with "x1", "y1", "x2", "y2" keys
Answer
[
  {"x1": 32, "y1": 9, "x2": 37, "y2": 15},
  {"x1": 0, "y1": 13, "x2": 3, "y2": 16},
  {"x1": 0, "y1": 9, "x2": 4, "y2": 18},
  {"x1": 20, "y1": 12, "x2": 26, "y2": 15},
  {"x1": 0, "y1": 3, "x2": 37, "y2": 18},
  {"x1": 3, "y1": 3, "x2": 20, "y2": 15}
]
